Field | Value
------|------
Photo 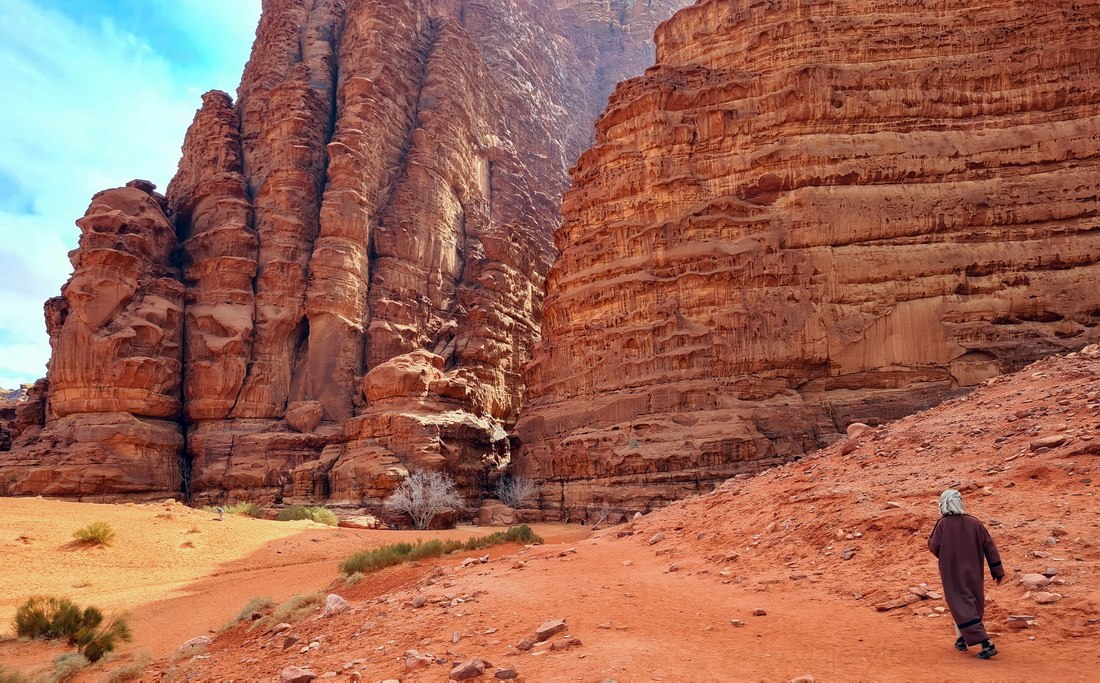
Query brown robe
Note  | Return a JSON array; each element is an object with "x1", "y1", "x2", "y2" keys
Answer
[{"x1": 928, "y1": 514, "x2": 1005, "y2": 645}]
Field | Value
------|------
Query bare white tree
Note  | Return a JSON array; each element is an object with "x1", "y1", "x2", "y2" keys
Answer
[
  {"x1": 495, "y1": 474, "x2": 536, "y2": 508},
  {"x1": 383, "y1": 471, "x2": 464, "y2": 530}
]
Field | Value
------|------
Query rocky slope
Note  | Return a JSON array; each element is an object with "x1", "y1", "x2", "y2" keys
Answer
[
  {"x1": 0, "y1": 0, "x2": 686, "y2": 504},
  {"x1": 144, "y1": 345, "x2": 1100, "y2": 681},
  {"x1": 516, "y1": 0, "x2": 1100, "y2": 515}
]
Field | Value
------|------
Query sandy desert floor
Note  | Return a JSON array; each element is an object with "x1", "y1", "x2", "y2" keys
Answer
[{"x1": 1, "y1": 349, "x2": 1098, "y2": 682}]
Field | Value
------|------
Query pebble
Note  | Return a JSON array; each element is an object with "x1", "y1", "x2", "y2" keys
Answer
[
  {"x1": 535, "y1": 618, "x2": 567, "y2": 642},
  {"x1": 450, "y1": 659, "x2": 488, "y2": 681},
  {"x1": 495, "y1": 666, "x2": 519, "y2": 680},
  {"x1": 648, "y1": 532, "x2": 665, "y2": 545},
  {"x1": 752, "y1": 609, "x2": 767, "y2": 616},
  {"x1": 281, "y1": 667, "x2": 317, "y2": 683},
  {"x1": 730, "y1": 619, "x2": 746, "y2": 627},
  {"x1": 1033, "y1": 592, "x2": 1062, "y2": 604}
]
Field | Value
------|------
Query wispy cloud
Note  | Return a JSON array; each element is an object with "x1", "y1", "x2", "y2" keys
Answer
[{"x1": 0, "y1": 0, "x2": 260, "y2": 388}]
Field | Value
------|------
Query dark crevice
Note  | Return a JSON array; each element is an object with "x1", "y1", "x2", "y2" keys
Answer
[{"x1": 365, "y1": 17, "x2": 444, "y2": 365}]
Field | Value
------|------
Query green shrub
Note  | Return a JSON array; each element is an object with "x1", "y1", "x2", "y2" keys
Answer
[
  {"x1": 229, "y1": 596, "x2": 274, "y2": 627},
  {"x1": 72, "y1": 521, "x2": 115, "y2": 546},
  {"x1": 276, "y1": 505, "x2": 311, "y2": 521},
  {"x1": 224, "y1": 502, "x2": 264, "y2": 518},
  {"x1": 51, "y1": 653, "x2": 89, "y2": 682},
  {"x1": 272, "y1": 592, "x2": 324, "y2": 623},
  {"x1": 13, "y1": 596, "x2": 131, "y2": 662},
  {"x1": 277, "y1": 505, "x2": 338, "y2": 526},
  {"x1": 306, "y1": 506, "x2": 338, "y2": 526},
  {"x1": 339, "y1": 526, "x2": 543, "y2": 576}
]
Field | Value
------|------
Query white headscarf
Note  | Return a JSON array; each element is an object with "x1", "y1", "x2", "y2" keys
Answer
[{"x1": 939, "y1": 489, "x2": 964, "y2": 516}]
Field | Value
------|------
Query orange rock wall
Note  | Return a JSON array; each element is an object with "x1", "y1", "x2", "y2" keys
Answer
[
  {"x1": 516, "y1": 0, "x2": 1100, "y2": 515},
  {"x1": 0, "y1": 0, "x2": 685, "y2": 503}
]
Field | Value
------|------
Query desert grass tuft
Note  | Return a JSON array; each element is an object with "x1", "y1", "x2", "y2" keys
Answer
[
  {"x1": 339, "y1": 525, "x2": 542, "y2": 576},
  {"x1": 276, "y1": 505, "x2": 338, "y2": 526},
  {"x1": 0, "y1": 665, "x2": 30, "y2": 683},
  {"x1": 221, "y1": 596, "x2": 275, "y2": 631},
  {"x1": 344, "y1": 572, "x2": 364, "y2": 586},
  {"x1": 72, "y1": 521, "x2": 115, "y2": 546},
  {"x1": 50, "y1": 653, "x2": 90, "y2": 682},
  {"x1": 224, "y1": 502, "x2": 264, "y2": 518},
  {"x1": 272, "y1": 592, "x2": 325, "y2": 623},
  {"x1": 104, "y1": 651, "x2": 150, "y2": 683}
]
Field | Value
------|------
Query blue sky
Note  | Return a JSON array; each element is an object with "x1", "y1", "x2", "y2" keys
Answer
[{"x1": 0, "y1": 0, "x2": 261, "y2": 389}]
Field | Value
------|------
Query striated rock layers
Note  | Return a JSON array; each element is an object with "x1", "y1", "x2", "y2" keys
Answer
[
  {"x1": 0, "y1": 0, "x2": 685, "y2": 504},
  {"x1": 516, "y1": 0, "x2": 1100, "y2": 515}
]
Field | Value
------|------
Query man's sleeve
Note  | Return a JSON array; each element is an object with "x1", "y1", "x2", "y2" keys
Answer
[
  {"x1": 927, "y1": 519, "x2": 942, "y2": 557},
  {"x1": 981, "y1": 524, "x2": 1005, "y2": 580}
]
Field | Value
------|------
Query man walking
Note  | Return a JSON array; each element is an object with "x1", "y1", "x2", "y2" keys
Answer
[{"x1": 928, "y1": 489, "x2": 1004, "y2": 659}]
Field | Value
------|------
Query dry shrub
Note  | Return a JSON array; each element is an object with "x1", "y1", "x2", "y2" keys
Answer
[{"x1": 72, "y1": 521, "x2": 115, "y2": 546}]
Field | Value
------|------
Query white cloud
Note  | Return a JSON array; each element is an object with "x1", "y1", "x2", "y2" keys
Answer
[{"x1": 0, "y1": 0, "x2": 260, "y2": 387}]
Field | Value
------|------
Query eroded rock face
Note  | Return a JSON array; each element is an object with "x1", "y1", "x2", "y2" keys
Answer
[
  {"x1": 1, "y1": 0, "x2": 683, "y2": 504},
  {"x1": 515, "y1": 0, "x2": 1100, "y2": 515},
  {"x1": 0, "y1": 184, "x2": 184, "y2": 499}
]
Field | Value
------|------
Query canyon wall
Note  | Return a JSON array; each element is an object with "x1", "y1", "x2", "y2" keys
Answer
[
  {"x1": 0, "y1": 0, "x2": 686, "y2": 505},
  {"x1": 515, "y1": 0, "x2": 1100, "y2": 516}
]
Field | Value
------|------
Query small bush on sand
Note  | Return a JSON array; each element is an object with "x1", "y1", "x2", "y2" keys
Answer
[
  {"x1": 495, "y1": 474, "x2": 536, "y2": 508},
  {"x1": 14, "y1": 596, "x2": 131, "y2": 662},
  {"x1": 272, "y1": 592, "x2": 325, "y2": 623},
  {"x1": 224, "y1": 502, "x2": 264, "y2": 518},
  {"x1": 105, "y1": 651, "x2": 150, "y2": 683},
  {"x1": 277, "y1": 505, "x2": 338, "y2": 526},
  {"x1": 384, "y1": 471, "x2": 463, "y2": 530},
  {"x1": 340, "y1": 525, "x2": 542, "y2": 576},
  {"x1": 72, "y1": 521, "x2": 115, "y2": 546},
  {"x1": 51, "y1": 653, "x2": 90, "y2": 682},
  {"x1": 344, "y1": 571, "x2": 364, "y2": 586}
]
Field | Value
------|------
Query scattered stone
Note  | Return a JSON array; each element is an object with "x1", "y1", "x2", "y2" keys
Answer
[
  {"x1": 840, "y1": 548, "x2": 857, "y2": 561},
  {"x1": 495, "y1": 666, "x2": 519, "y2": 680},
  {"x1": 319, "y1": 673, "x2": 338, "y2": 679},
  {"x1": 885, "y1": 501, "x2": 902, "y2": 509},
  {"x1": 1020, "y1": 573, "x2": 1051, "y2": 591},
  {"x1": 633, "y1": 512, "x2": 642, "y2": 520},
  {"x1": 282, "y1": 635, "x2": 300, "y2": 650},
  {"x1": 405, "y1": 650, "x2": 434, "y2": 669},
  {"x1": 668, "y1": 563, "x2": 681, "y2": 572},
  {"x1": 622, "y1": 560, "x2": 633, "y2": 566},
  {"x1": 272, "y1": 622, "x2": 292, "y2": 634},
  {"x1": 181, "y1": 635, "x2": 213, "y2": 650},
  {"x1": 1045, "y1": 536, "x2": 1059, "y2": 546},
  {"x1": 1030, "y1": 434, "x2": 1069, "y2": 451},
  {"x1": 875, "y1": 595, "x2": 922, "y2": 612},
  {"x1": 551, "y1": 637, "x2": 582, "y2": 651},
  {"x1": 516, "y1": 637, "x2": 536, "y2": 651},
  {"x1": 453, "y1": 631, "x2": 462, "y2": 643},
  {"x1": 790, "y1": 573, "x2": 807, "y2": 581},
  {"x1": 597, "y1": 622, "x2": 613, "y2": 629},
  {"x1": 450, "y1": 658, "x2": 488, "y2": 680},
  {"x1": 752, "y1": 609, "x2": 767, "y2": 617},
  {"x1": 1042, "y1": 567, "x2": 1059, "y2": 578},
  {"x1": 926, "y1": 591, "x2": 942, "y2": 600},
  {"x1": 847, "y1": 423, "x2": 873, "y2": 438},
  {"x1": 1033, "y1": 592, "x2": 1062, "y2": 604},
  {"x1": 908, "y1": 587, "x2": 930, "y2": 599},
  {"x1": 281, "y1": 666, "x2": 317, "y2": 683},
  {"x1": 648, "y1": 532, "x2": 665, "y2": 545},
  {"x1": 1051, "y1": 528, "x2": 1069, "y2": 537},
  {"x1": 323, "y1": 594, "x2": 350, "y2": 616},
  {"x1": 789, "y1": 676, "x2": 816, "y2": 683},
  {"x1": 511, "y1": 561, "x2": 526, "y2": 569},
  {"x1": 411, "y1": 595, "x2": 427, "y2": 608},
  {"x1": 729, "y1": 619, "x2": 745, "y2": 627},
  {"x1": 357, "y1": 620, "x2": 376, "y2": 633},
  {"x1": 1006, "y1": 615, "x2": 1037, "y2": 629},
  {"x1": 535, "y1": 618, "x2": 567, "y2": 642}
]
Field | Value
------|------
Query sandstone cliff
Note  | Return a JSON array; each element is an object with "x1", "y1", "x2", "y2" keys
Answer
[
  {"x1": 516, "y1": 0, "x2": 1100, "y2": 516},
  {"x1": 0, "y1": 0, "x2": 685, "y2": 505}
]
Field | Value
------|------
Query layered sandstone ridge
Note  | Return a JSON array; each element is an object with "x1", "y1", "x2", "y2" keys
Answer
[
  {"x1": 0, "y1": 0, "x2": 685, "y2": 504},
  {"x1": 516, "y1": 0, "x2": 1100, "y2": 514}
]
